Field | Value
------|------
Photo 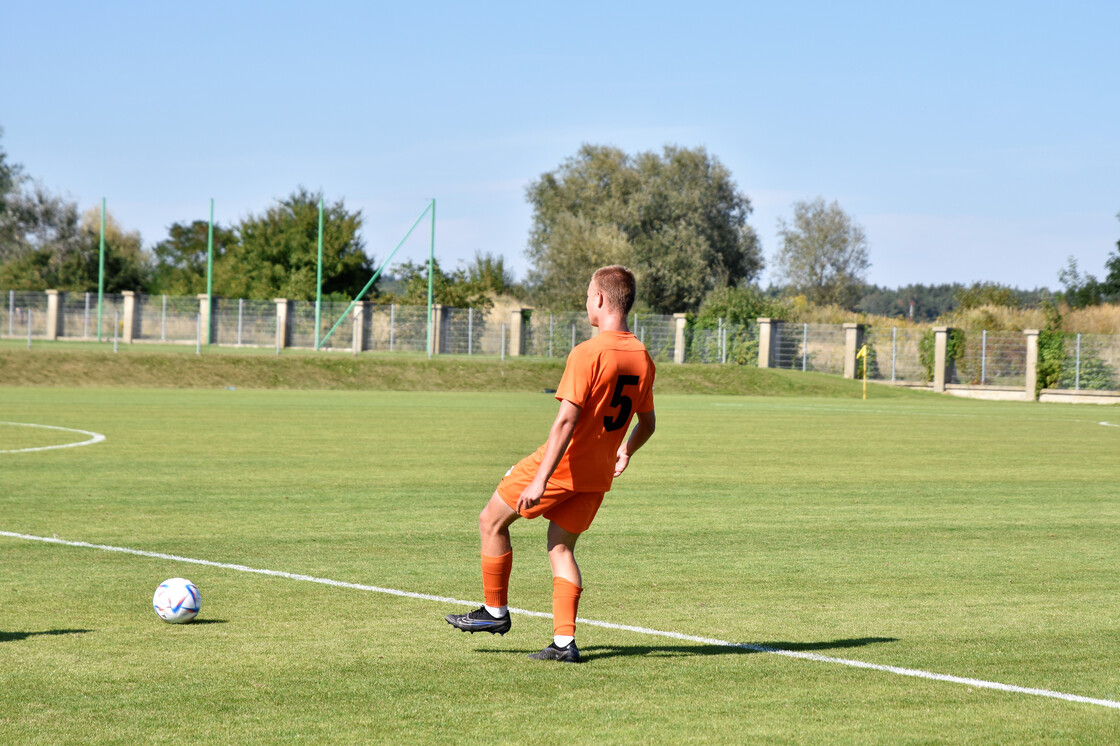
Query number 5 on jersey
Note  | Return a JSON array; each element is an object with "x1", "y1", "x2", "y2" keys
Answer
[{"x1": 603, "y1": 375, "x2": 640, "y2": 432}]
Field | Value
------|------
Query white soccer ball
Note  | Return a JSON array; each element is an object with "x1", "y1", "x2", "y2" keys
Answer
[{"x1": 153, "y1": 578, "x2": 201, "y2": 624}]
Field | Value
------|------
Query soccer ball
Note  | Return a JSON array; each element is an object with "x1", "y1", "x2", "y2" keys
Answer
[{"x1": 153, "y1": 578, "x2": 201, "y2": 624}]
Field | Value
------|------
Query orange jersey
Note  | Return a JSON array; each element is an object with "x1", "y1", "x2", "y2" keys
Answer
[{"x1": 534, "y1": 330, "x2": 655, "y2": 492}]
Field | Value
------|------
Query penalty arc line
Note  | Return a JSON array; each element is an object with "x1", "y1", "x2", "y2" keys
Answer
[
  {"x1": 0, "y1": 422, "x2": 106, "y2": 454},
  {"x1": 2, "y1": 529, "x2": 1118, "y2": 712}
]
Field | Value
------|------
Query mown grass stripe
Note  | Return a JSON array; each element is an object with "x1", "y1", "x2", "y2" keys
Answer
[{"x1": 4, "y1": 529, "x2": 1118, "y2": 712}]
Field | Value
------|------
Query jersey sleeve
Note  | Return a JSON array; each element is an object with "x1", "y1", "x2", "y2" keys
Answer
[
  {"x1": 634, "y1": 356, "x2": 656, "y2": 413},
  {"x1": 555, "y1": 345, "x2": 594, "y2": 408}
]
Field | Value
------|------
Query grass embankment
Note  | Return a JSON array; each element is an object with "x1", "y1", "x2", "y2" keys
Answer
[{"x1": 0, "y1": 341, "x2": 926, "y2": 398}]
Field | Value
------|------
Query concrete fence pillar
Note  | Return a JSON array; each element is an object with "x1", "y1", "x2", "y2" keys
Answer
[
  {"x1": 197, "y1": 294, "x2": 213, "y2": 346},
  {"x1": 274, "y1": 298, "x2": 292, "y2": 349},
  {"x1": 45, "y1": 290, "x2": 62, "y2": 340},
  {"x1": 673, "y1": 313, "x2": 688, "y2": 364},
  {"x1": 509, "y1": 309, "x2": 527, "y2": 356},
  {"x1": 843, "y1": 323, "x2": 867, "y2": 379},
  {"x1": 352, "y1": 301, "x2": 367, "y2": 355},
  {"x1": 1024, "y1": 329, "x2": 1040, "y2": 401},
  {"x1": 757, "y1": 318, "x2": 782, "y2": 368},
  {"x1": 933, "y1": 326, "x2": 951, "y2": 392},
  {"x1": 122, "y1": 291, "x2": 139, "y2": 343},
  {"x1": 431, "y1": 304, "x2": 445, "y2": 355}
]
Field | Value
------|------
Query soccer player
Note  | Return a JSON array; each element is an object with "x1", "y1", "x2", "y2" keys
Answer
[{"x1": 445, "y1": 265, "x2": 657, "y2": 663}]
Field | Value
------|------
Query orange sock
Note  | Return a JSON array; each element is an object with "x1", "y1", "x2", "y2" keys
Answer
[
  {"x1": 552, "y1": 577, "x2": 583, "y2": 638},
  {"x1": 481, "y1": 551, "x2": 513, "y2": 608}
]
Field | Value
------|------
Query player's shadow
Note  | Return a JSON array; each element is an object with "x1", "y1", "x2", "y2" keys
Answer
[
  {"x1": 479, "y1": 637, "x2": 897, "y2": 662},
  {"x1": 0, "y1": 629, "x2": 93, "y2": 642}
]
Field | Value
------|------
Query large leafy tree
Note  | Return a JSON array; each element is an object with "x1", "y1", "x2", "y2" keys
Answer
[
  {"x1": 219, "y1": 188, "x2": 374, "y2": 300},
  {"x1": 775, "y1": 197, "x2": 870, "y2": 308},
  {"x1": 1056, "y1": 214, "x2": 1120, "y2": 307},
  {"x1": 150, "y1": 220, "x2": 238, "y2": 296},
  {"x1": 0, "y1": 127, "x2": 24, "y2": 255},
  {"x1": 1, "y1": 131, "x2": 148, "y2": 292},
  {"x1": 525, "y1": 144, "x2": 762, "y2": 313},
  {"x1": 0, "y1": 193, "x2": 147, "y2": 293},
  {"x1": 388, "y1": 257, "x2": 495, "y2": 310},
  {"x1": 465, "y1": 250, "x2": 517, "y2": 296}
]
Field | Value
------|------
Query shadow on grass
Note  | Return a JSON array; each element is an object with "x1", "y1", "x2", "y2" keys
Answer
[
  {"x1": 0, "y1": 629, "x2": 93, "y2": 642},
  {"x1": 184, "y1": 619, "x2": 228, "y2": 625},
  {"x1": 476, "y1": 637, "x2": 897, "y2": 662}
]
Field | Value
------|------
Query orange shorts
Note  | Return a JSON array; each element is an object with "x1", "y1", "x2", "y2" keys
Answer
[{"x1": 496, "y1": 454, "x2": 605, "y2": 535}]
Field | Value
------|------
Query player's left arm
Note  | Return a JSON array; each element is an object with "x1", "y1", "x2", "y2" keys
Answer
[
  {"x1": 614, "y1": 408, "x2": 656, "y2": 477},
  {"x1": 516, "y1": 399, "x2": 581, "y2": 514}
]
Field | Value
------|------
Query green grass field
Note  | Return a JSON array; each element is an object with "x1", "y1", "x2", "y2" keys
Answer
[{"x1": 2, "y1": 385, "x2": 1119, "y2": 743}]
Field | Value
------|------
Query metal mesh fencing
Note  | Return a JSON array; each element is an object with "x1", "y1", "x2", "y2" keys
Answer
[
  {"x1": 4, "y1": 291, "x2": 49, "y2": 338},
  {"x1": 685, "y1": 321, "x2": 758, "y2": 364},
  {"x1": 436, "y1": 306, "x2": 481, "y2": 353},
  {"x1": 773, "y1": 323, "x2": 845, "y2": 374},
  {"x1": 7, "y1": 286, "x2": 1116, "y2": 384},
  {"x1": 1055, "y1": 333, "x2": 1120, "y2": 391},
  {"x1": 357, "y1": 304, "x2": 430, "y2": 353},
  {"x1": 58, "y1": 292, "x2": 97, "y2": 339},
  {"x1": 136, "y1": 294, "x2": 199, "y2": 343},
  {"x1": 525, "y1": 312, "x2": 594, "y2": 359},
  {"x1": 955, "y1": 330, "x2": 1026, "y2": 386},
  {"x1": 868, "y1": 327, "x2": 928, "y2": 383},
  {"x1": 632, "y1": 314, "x2": 677, "y2": 363},
  {"x1": 96, "y1": 294, "x2": 125, "y2": 341},
  {"x1": 213, "y1": 298, "x2": 275, "y2": 346},
  {"x1": 289, "y1": 301, "x2": 353, "y2": 350}
]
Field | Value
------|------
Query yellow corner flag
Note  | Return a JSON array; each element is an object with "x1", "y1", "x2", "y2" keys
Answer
[{"x1": 856, "y1": 345, "x2": 868, "y2": 400}]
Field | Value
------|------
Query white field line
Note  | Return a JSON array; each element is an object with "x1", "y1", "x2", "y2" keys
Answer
[
  {"x1": 0, "y1": 422, "x2": 106, "y2": 454},
  {"x1": 2, "y1": 530, "x2": 1118, "y2": 712},
  {"x1": 1101, "y1": 422, "x2": 1119, "y2": 428}
]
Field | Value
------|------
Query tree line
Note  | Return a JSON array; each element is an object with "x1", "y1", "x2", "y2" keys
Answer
[{"x1": 3, "y1": 127, "x2": 1117, "y2": 317}]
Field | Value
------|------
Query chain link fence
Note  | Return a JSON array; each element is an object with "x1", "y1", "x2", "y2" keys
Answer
[
  {"x1": 355, "y1": 304, "x2": 430, "y2": 354},
  {"x1": 1054, "y1": 333, "x2": 1120, "y2": 391},
  {"x1": 212, "y1": 298, "x2": 275, "y2": 346},
  {"x1": 867, "y1": 326, "x2": 927, "y2": 383},
  {"x1": 954, "y1": 329, "x2": 1027, "y2": 386},
  {"x1": 59, "y1": 291, "x2": 101, "y2": 339},
  {"x1": 685, "y1": 320, "x2": 758, "y2": 364},
  {"x1": 4, "y1": 288, "x2": 1118, "y2": 391},
  {"x1": 137, "y1": 294, "x2": 200, "y2": 343},
  {"x1": 631, "y1": 314, "x2": 677, "y2": 363},
  {"x1": 438, "y1": 306, "x2": 509, "y2": 356},
  {"x1": 524, "y1": 311, "x2": 595, "y2": 359},
  {"x1": 773, "y1": 322, "x2": 846, "y2": 375}
]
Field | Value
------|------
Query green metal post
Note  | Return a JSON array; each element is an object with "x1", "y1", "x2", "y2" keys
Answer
[
  {"x1": 206, "y1": 198, "x2": 214, "y2": 345},
  {"x1": 315, "y1": 197, "x2": 324, "y2": 349},
  {"x1": 427, "y1": 199, "x2": 435, "y2": 359},
  {"x1": 96, "y1": 198, "x2": 106, "y2": 342}
]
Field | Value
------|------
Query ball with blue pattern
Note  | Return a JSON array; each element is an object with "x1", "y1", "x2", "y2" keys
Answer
[{"x1": 153, "y1": 578, "x2": 201, "y2": 623}]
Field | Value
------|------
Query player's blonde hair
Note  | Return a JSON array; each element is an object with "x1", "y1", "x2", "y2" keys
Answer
[{"x1": 592, "y1": 265, "x2": 637, "y2": 315}]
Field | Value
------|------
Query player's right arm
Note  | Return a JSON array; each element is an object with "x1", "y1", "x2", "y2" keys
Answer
[
  {"x1": 515, "y1": 399, "x2": 581, "y2": 514},
  {"x1": 613, "y1": 409, "x2": 655, "y2": 477}
]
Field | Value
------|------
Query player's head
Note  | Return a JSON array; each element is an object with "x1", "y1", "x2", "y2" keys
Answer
[{"x1": 590, "y1": 265, "x2": 636, "y2": 316}]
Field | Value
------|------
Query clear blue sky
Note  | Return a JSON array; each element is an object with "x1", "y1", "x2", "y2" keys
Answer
[{"x1": 2, "y1": 0, "x2": 1117, "y2": 291}]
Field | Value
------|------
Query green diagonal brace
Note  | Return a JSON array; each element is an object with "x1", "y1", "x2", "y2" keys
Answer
[{"x1": 317, "y1": 201, "x2": 433, "y2": 349}]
